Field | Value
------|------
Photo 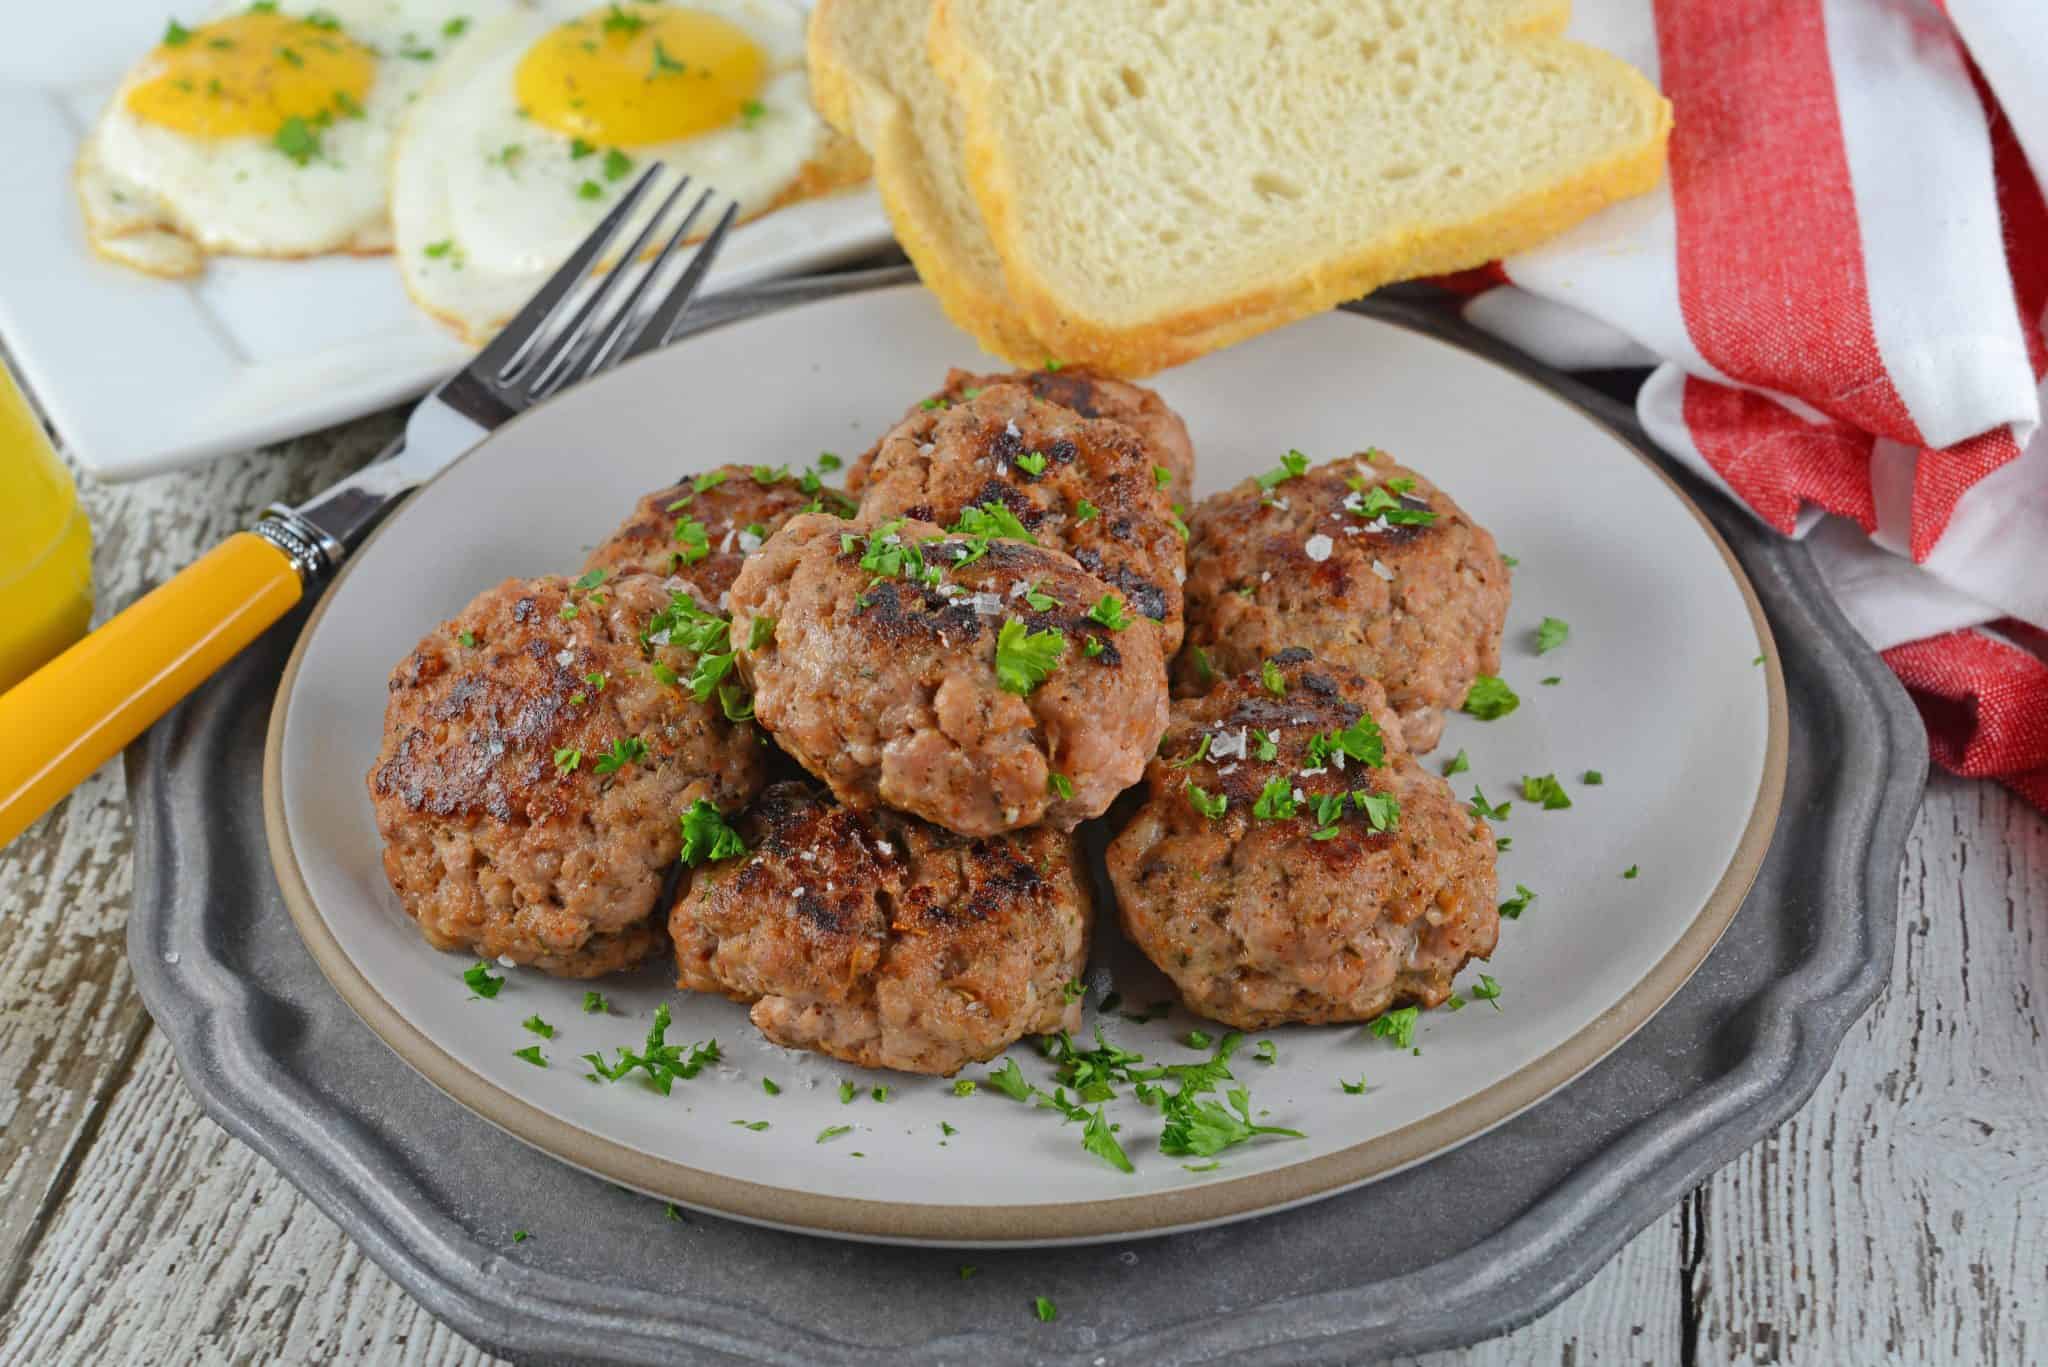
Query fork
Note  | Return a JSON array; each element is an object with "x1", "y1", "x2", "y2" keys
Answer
[{"x1": 0, "y1": 166, "x2": 738, "y2": 847}]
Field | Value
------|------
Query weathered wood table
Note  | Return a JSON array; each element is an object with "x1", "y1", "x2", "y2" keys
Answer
[{"x1": 2, "y1": 418, "x2": 2042, "y2": 1363}]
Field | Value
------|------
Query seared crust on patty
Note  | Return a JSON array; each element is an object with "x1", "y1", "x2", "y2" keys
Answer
[
  {"x1": 671, "y1": 781, "x2": 1090, "y2": 1074},
  {"x1": 582, "y1": 463, "x2": 857, "y2": 603},
  {"x1": 849, "y1": 366, "x2": 1197, "y2": 506},
  {"x1": 730, "y1": 512, "x2": 1170, "y2": 836},
  {"x1": 1107, "y1": 651, "x2": 1498, "y2": 1028},
  {"x1": 1175, "y1": 452, "x2": 1508, "y2": 752},
  {"x1": 367, "y1": 573, "x2": 768, "y2": 976},
  {"x1": 852, "y1": 382, "x2": 1187, "y2": 651}
]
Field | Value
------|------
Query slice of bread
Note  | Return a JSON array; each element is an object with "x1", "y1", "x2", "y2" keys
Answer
[
  {"x1": 929, "y1": 0, "x2": 1672, "y2": 376},
  {"x1": 807, "y1": 0, "x2": 1050, "y2": 364}
]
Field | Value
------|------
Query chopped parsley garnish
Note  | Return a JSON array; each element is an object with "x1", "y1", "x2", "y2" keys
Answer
[
  {"x1": 1047, "y1": 772, "x2": 1075, "y2": 800},
  {"x1": 582, "y1": 1003, "x2": 718, "y2": 1094},
  {"x1": 838, "y1": 1081, "x2": 856, "y2": 1104},
  {"x1": 816, "y1": 1125, "x2": 853, "y2": 1144},
  {"x1": 273, "y1": 116, "x2": 321, "y2": 165},
  {"x1": 163, "y1": 18, "x2": 194, "y2": 44},
  {"x1": 672, "y1": 518, "x2": 710, "y2": 563},
  {"x1": 1472, "y1": 974, "x2": 1504, "y2": 1008},
  {"x1": 1015, "y1": 451, "x2": 1048, "y2": 476},
  {"x1": 1250, "y1": 729, "x2": 1278, "y2": 761},
  {"x1": 1190, "y1": 646, "x2": 1215, "y2": 684},
  {"x1": 1369, "y1": 1006, "x2": 1419, "y2": 1049},
  {"x1": 577, "y1": 179, "x2": 603, "y2": 201},
  {"x1": 1583, "y1": 770, "x2": 1604, "y2": 785},
  {"x1": 732, "y1": 1119, "x2": 769, "y2": 1131},
  {"x1": 570, "y1": 137, "x2": 596, "y2": 159},
  {"x1": 940, "y1": 1121, "x2": 958, "y2": 1138},
  {"x1": 1251, "y1": 777, "x2": 1296, "y2": 820},
  {"x1": 649, "y1": 39, "x2": 685, "y2": 75},
  {"x1": 994, "y1": 618, "x2": 1067, "y2": 695},
  {"x1": 442, "y1": 15, "x2": 469, "y2": 37},
  {"x1": 583, "y1": 991, "x2": 609, "y2": 1014},
  {"x1": 1255, "y1": 449, "x2": 1309, "y2": 490},
  {"x1": 871, "y1": 1086, "x2": 891, "y2": 1103},
  {"x1": 1167, "y1": 510, "x2": 1190, "y2": 542},
  {"x1": 1461, "y1": 675, "x2": 1520, "y2": 719},
  {"x1": 762, "y1": 1078, "x2": 781, "y2": 1096},
  {"x1": 1340, "y1": 1076, "x2": 1368, "y2": 1095},
  {"x1": 1503, "y1": 553, "x2": 1520, "y2": 568},
  {"x1": 1306, "y1": 714, "x2": 1386, "y2": 769},
  {"x1": 463, "y1": 962, "x2": 504, "y2": 998},
  {"x1": 1499, "y1": 883, "x2": 1537, "y2": 920},
  {"x1": 514, "y1": 1045, "x2": 547, "y2": 1067},
  {"x1": 1261, "y1": 659, "x2": 1286, "y2": 696},
  {"x1": 522, "y1": 1015, "x2": 555, "y2": 1039},
  {"x1": 1022, "y1": 583, "x2": 1061, "y2": 611},
  {"x1": 1541, "y1": 676, "x2": 1562, "y2": 687},
  {"x1": 457, "y1": 630, "x2": 476, "y2": 648},
  {"x1": 512, "y1": 1229, "x2": 529, "y2": 1242},
  {"x1": 1168, "y1": 735, "x2": 1212, "y2": 768},
  {"x1": 1062, "y1": 979, "x2": 1086, "y2": 1001},
  {"x1": 1442, "y1": 748, "x2": 1470, "y2": 777},
  {"x1": 1072, "y1": 498, "x2": 1099, "y2": 524},
  {"x1": 1468, "y1": 787, "x2": 1511, "y2": 821},
  {"x1": 678, "y1": 799, "x2": 745, "y2": 865},
  {"x1": 739, "y1": 98, "x2": 765, "y2": 127},
  {"x1": 665, "y1": 1203, "x2": 683, "y2": 1222},
  {"x1": 953, "y1": 1079, "x2": 977, "y2": 1097},
  {"x1": 950, "y1": 501, "x2": 1035, "y2": 543},
  {"x1": 1184, "y1": 782, "x2": 1228, "y2": 820},
  {"x1": 1034, "y1": 1297, "x2": 1058, "y2": 1323},
  {"x1": 558, "y1": 602, "x2": 579, "y2": 621},
  {"x1": 592, "y1": 736, "x2": 646, "y2": 774},
  {"x1": 1154, "y1": 465, "x2": 1174, "y2": 490},
  {"x1": 572, "y1": 567, "x2": 608, "y2": 592},
  {"x1": 986, "y1": 1058, "x2": 1032, "y2": 1101},
  {"x1": 1086, "y1": 594, "x2": 1131, "y2": 631},
  {"x1": 1159, "y1": 1086, "x2": 1303, "y2": 1158},
  {"x1": 1356, "y1": 791, "x2": 1401, "y2": 832},
  {"x1": 1520, "y1": 773, "x2": 1572, "y2": 810},
  {"x1": 1349, "y1": 480, "x2": 1439, "y2": 527},
  {"x1": 816, "y1": 451, "x2": 842, "y2": 471},
  {"x1": 602, "y1": 2, "x2": 645, "y2": 34},
  {"x1": 1536, "y1": 616, "x2": 1570, "y2": 653},
  {"x1": 1254, "y1": 1040, "x2": 1277, "y2": 1064},
  {"x1": 1084, "y1": 637, "x2": 1105, "y2": 658},
  {"x1": 1185, "y1": 1029, "x2": 1213, "y2": 1049},
  {"x1": 1623, "y1": 865, "x2": 1639, "y2": 879},
  {"x1": 1044, "y1": 359, "x2": 1064, "y2": 371}
]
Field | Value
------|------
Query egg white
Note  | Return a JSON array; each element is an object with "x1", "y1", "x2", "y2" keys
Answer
[
  {"x1": 392, "y1": 0, "x2": 846, "y2": 343},
  {"x1": 78, "y1": 0, "x2": 505, "y2": 277}
]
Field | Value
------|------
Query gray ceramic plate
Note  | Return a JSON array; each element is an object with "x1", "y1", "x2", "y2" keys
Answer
[{"x1": 265, "y1": 284, "x2": 1785, "y2": 1246}]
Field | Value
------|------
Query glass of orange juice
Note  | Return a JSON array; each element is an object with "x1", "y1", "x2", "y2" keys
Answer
[{"x1": 0, "y1": 364, "x2": 93, "y2": 695}]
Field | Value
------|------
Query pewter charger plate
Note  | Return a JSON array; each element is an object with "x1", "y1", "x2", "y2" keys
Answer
[{"x1": 258, "y1": 280, "x2": 1784, "y2": 1247}]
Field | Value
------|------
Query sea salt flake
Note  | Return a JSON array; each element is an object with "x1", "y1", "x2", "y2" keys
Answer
[
  {"x1": 737, "y1": 530, "x2": 763, "y2": 553},
  {"x1": 875, "y1": 839, "x2": 895, "y2": 856},
  {"x1": 971, "y1": 593, "x2": 1004, "y2": 615},
  {"x1": 555, "y1": 648, "x2": 575, "y2": 666},
  {"x1": 1304, "y1": 533, "x2": 1335, "y2": 562},
  {"x1": 1372, "y1": 559, "x2": 1395, "y2": 581}
]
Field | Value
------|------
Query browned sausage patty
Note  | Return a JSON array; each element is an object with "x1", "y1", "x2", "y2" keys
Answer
[
  {"x1": 853, "y1": 383, "x2": 1187, "y2": 651},
  {"x1": 1107, "y1": 650, "x2": 1498, "y2": 1029},
  {"x1": 367, "y1": 573, "x2": 769, "y2": 976},
  {"x1": 1174, "y1": 452, "x2": 1508, "y2": 753},
  {"x1": 848, "y1": 366, "x2": 1198, "y2": 506},
  {"x1": 729, "y1": 513, "x2": 1170, "y2": 836},
  {"x1": 582, "y1": 462, "x2": 856, "y2": 604},
  {"x1": 671, "y1": 781, "x2": 1090, "y2": 1075}
]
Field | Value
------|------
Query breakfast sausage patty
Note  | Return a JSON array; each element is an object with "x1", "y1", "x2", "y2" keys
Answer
[
  {"x1": 729, "y1": 512, "x2": 1170, "y2": 836},
  {"x1": 367, "y1": 573, "x2": 768, "y2": 976},
  {"x1": 582, "y1": 462, "x2": 856, "y2": 604},
  {"x1": 1174, "y1": 452, "x2": 1508, "y2": 752},
  {"x1": 671, "y1": 781, "x2": 1090, "y2": 1075},
  {"x1": 1106, "y1": 650, "x2": 1499, "y2": 1029},
  {"x1": 849, "y1": 366, "x2": 1198, "y2": 507},
  {"x1": 852, "y1": 382, "x2": 1188, "y2": 651}
]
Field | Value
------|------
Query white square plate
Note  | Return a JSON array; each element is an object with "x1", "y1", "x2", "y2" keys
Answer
[{"x1": 0, "y1": 0, "x2": 890, "y2": 481}]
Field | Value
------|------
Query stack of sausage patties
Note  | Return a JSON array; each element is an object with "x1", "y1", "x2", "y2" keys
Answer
[{"x1": 368, "y1": 370, "x2": 1512, "y2": 1073}]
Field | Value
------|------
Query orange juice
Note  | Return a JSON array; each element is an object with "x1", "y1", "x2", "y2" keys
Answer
[{"x1": 0, "y1": 366, "x2": 92, "y2": 695}]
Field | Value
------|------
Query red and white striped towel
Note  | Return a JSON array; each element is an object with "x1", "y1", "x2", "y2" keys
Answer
[{"x1": 1446, "y1": 0, "x2": 2048, "y2": 809}]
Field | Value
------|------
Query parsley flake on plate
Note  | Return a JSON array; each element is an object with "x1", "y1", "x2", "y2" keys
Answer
[
  {"x1": 1536, "y1": 616, "x2": 1570, "y2": 653},
  {"x1": 761, "y1": 1077, "x2": 781, "y2": 1096},
  {"x1": 1583, "y1": 770, "x2": 1604, "y2": 785},
  {"x1": 1520, "y1": 773, "x2": 1573, "y2": 810},
  {"x1": 1499, "y1": 883, "x2": 1537, "y2": 919},
  {"x1": 1369, "y1": 1006, "x2": 1419, "y2": 1049},
  {"x1": 838, "y1": 1081, "x2": 856, "y2": 1104},
  {"x1": 463, "y1": 961, "x2": 504, "y2": 999},
  {"x1": 1472, "y1": 974, "x2": 1504, "y2": 1008},
  {"x1": 1340, "y1": 1076, "x2": 1368, "y2": 1095},
  {"x1": 994, "y1": 618, "x2": 1066, "y2": 695},
  {"x1": 1254, "y1": 1040, "x2": 1278, "y2": 1064},
  {"x1": 1184, "y1": 781, "x2": 1228, "y2": 820},
  {"x1": 582, "y1": 991, "x2": 609, "y2": 1014},
  {"x1": 521, "y1": 1014, "x2": 555, "y2": 1039},
  {"x1": 952, "y1": 1079, "x2": 977, "y2": 1097},
  {"x1": 1461, "y1": 675, "x2": 1520, "y2": 720},
  {"x1": 871, "y1": 1086, "x2": 891, "y2": 1103},
  {"x1": 1623, "y1": 865, "x2": 1640, "y2": 880},
  {"x1": 986, "y1": 1058, "x2": 1032, "y2": 1101},
  {"x1": 1468, "y1": 787, "x2": 1512, "y2": 822},
  {"x1": 582, "y1": 1004, "x2": 718, "y2": 1095},
  {"x1": 1086, "y1": 594, "x2": 1131, "y2": 631},
  {"x1": 513, "y1": 1045, "x2": 546, "y2": 1067},
  {"x1": 1034, "y1": 1297, "x2": 1058, "y2": 1323},
  {"x1": 816, "y1": 1124, "x2": 853, "y2": 1144},
  {"x1": 1255, "y1": 448, "x2": 1310, "y2": 490}
]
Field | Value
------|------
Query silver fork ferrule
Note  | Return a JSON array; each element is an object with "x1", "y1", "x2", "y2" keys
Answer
[{"x1": 252, "y1": 504, "x2": 346, "y2": 584}]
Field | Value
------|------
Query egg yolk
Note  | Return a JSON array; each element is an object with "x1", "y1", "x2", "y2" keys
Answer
[
  {"x1": 515, "y1": 4, "x2": 766, "y2": 147},
  {"x1": 126, "y1": 11, "x2": 376, "y2": 139}
]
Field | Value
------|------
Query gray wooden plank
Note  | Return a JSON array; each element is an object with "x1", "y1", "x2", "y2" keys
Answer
[{"x1": 1696, "y1": 774, "x2": 2047, "y2": 1365}]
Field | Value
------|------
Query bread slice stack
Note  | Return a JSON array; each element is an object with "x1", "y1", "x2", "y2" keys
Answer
[{"x1": 810, "y1": 0, "x2": 1669, "y2": 377}]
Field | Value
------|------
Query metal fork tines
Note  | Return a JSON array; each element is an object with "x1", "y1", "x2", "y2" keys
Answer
[{"x1": 482, "y1": 164, "x2": 740, "y2": 407}]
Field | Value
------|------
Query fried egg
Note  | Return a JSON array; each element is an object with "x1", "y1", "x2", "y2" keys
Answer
[
  {"x1": 78, "y1": 0, "x2": 500, "y2": 277},
  {"x1": 392, "y1": 0, "x2": 867, "y2": 343}
]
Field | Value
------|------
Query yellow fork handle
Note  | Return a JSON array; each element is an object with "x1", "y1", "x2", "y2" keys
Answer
[{"x1": 0, "y1": 531, "x2": 303, "y2": 847}]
